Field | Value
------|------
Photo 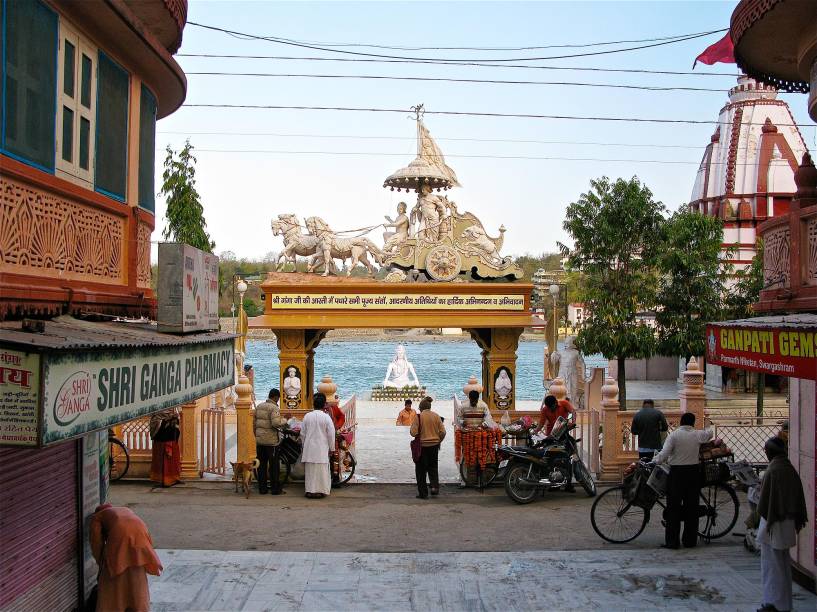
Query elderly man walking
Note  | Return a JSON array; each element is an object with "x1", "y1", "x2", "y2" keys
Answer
[
  {"x1": 631, "y1": 399, "x2": 668, "y2": 461},
  {"x1": 254, "y1": 388, "x2": 287, "y2": 495},
  {"x1": 300, "y1": 392, "x2": 336, "y2": 499},
  {"x1": 653, "y1": 412, "x2": 713, "y2": 549},
  {"x1": 757, "y1": 437, "x2": 808, "y2": 612}
]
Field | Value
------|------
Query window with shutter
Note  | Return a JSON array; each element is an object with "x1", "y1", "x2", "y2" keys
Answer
[
  {"x1": 138, "y1": 85, "x2": 157, "y2": 212},
  {"x1": 1, "y1": 0, "x2": 58, "y2": 171},
  {"x1": 95, "y1": 52, "x2": 129, "y2": 201},
  {"x1": 55, "y1": 24, "x2": 96, "y2": 186}
]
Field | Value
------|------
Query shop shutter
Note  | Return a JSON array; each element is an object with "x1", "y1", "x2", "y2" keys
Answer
[
  {"x1": 94, "y1": 52, "x2": 129, "y2": 201},
  {"x1": 0, "y1": 442, "x2": 79, "y2": 612}
]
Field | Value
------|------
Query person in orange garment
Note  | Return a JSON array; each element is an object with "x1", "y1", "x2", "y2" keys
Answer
[
  {"x1": 90, "y1": 504, "x2": 163, "y2": 612},
  {"x1": 538, "y1": 394, "x2": 575, "y2": 436},
  {"x1": 149, "y1": 408, "x2": 181, "y2": 487},
  {"x1": 396, "y1": 399, "x2": 416, "y2": 426}
]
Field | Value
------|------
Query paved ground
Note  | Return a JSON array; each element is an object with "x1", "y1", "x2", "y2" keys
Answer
[
  {"x1": 112, "y1": 482, "x2": 815, "y2": 611},
  {"x1": 148, "y1": 548, "x2": 816, "y2": 611}
]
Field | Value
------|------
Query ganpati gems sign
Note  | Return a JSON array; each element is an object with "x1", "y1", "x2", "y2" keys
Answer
[
  {"x1": 266, "y1": 293, "x2": 526, "y2": 311},
  {"x1": 705, "y1": 323, "x2": 817, "y2": 380}
]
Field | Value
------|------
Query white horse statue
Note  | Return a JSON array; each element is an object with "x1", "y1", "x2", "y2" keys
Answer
[
  {"x1": 305, "y1": 216, "x2": 384, "y2": 277},
  {"x1": 271, "y1": 214, "x2": 325, "y2": 272}
]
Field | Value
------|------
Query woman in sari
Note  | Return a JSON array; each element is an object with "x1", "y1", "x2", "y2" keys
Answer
[{"x1": 149, "y1": 408, "x2": 181, "y2": 487}]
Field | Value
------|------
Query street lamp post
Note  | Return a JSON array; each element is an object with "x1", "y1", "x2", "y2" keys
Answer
[
  {"x1": 549, "y1": 283, "x2": 560, "y2": 353},
  {"x1": 236, "y1": 278, "x2": 248, "y2": 354}
]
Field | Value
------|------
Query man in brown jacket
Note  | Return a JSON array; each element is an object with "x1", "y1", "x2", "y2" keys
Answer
[{"x1": 410, "y1": 396, "x2": 446, "y2": 499}]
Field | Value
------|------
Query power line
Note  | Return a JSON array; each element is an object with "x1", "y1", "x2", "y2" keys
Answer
[
  {"x1": 177, "y1": 53, "x2": 740, "y2": 77},
  {"x1": 187, "y1": 21, "x2": 726, "y2": 63},
  {"x1": 157, "y1": 130, "x2": 706, "y2": 149},
  {"x1": 179, "y1": 103, "x2": 805, "y2": 128},
  {"x1": 163, "y1": 147, "x2": 797, "y2": 167},
  {"x1": 262, "y1": 28, "x2": 729, "y2": 52},
  {"x1": 185, "y1": 71, "x2": 726, "y2": 93}
]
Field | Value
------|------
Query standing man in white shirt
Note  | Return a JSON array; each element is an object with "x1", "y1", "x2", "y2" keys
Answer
[
  {"x1": 653, "y1": 412, "x2": 713, "y2": 549},
  {"x1": 300, "y1": 393, "x2": 336, "y2": 499}
]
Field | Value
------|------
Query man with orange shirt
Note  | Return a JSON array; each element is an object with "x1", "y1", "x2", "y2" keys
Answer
[{"x1": 538, "y1": 394, "x2": 575, "y2": 435}]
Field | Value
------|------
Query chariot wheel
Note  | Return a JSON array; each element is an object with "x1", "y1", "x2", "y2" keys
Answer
[{"x1": 425, "y1": 245, "x2": 462, "y2": 281}]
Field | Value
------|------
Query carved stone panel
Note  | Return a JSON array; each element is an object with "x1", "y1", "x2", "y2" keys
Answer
[
  {"x1": 762, "y1": 225, "x2": 791, "y2": 289},
  {"x1": 806, "y1": 215, "x2": 817, "y2": 286},
  {"x1": 0, "y1": 175, "x2": 124, "y2": 284},
  {"x1": 137, "y1": 221, "x2": 152, "y2": 288}
]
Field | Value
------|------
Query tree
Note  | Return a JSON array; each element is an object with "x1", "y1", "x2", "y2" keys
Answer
[
  {"x1": 560, "y1": 176, "x2": 665, "y2": 409},
  {"x1": 160, "y1": 141, "x2": 215, "y2": 253},
  {"x1": 722, "y1": 240, "x2": 764, "y2": 320},
  {"x1": 655, "y1": 210, "x2": 725, "y2": 359}
]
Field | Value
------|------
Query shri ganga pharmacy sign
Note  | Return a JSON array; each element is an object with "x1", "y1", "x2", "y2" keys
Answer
[
  {"x1": 0, "y1": 339, "x2": 235, "y2": 446},
  {"x1": 705, "y1": 323, "x2": 817, "y2": 380}
]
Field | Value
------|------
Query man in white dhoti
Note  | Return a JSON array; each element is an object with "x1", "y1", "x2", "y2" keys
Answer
[
  {"x1": 757, "y1": 437, "x2": 808, "y2": 612},
  {"x1": 300, "y1": 393, "x2": 336, "y2": 499}
]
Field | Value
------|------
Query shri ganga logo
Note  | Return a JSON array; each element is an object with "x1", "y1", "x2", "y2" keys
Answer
[
  {"x1": 53, "y1": 371, "x2": 92, "y2": 426},
  {"x1": 707, "y1": 330, "x2": 717, "y2": 357}
]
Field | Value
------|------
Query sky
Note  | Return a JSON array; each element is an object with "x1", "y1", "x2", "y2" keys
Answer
[{"x1": 153, "y1": 0, "x2": 816, "y2": 262}]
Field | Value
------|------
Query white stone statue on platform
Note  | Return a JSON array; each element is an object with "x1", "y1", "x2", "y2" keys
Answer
[
  {"x1": 550, "y1": 336, "x2": 585, "y2": 407},
  {"x1": 383, "y1": 202, "x2": 410, "y2": 253},
  {"x1": 383, "y1": 345, "x2": 420, "y2": 388},
  {"x1": 495, "y1": 368, "x2": 513, "y2": 397},
  {"x1": 411, "y1": 184, "x2": 448, "y2": 242},
  {"x1": 284, "y1": 366, "x2": 302, "y2": 399}
]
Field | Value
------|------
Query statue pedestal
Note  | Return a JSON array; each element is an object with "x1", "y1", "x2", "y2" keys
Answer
[{"x1": 371, "y1": 385, "x2": 427, "y2": 401}]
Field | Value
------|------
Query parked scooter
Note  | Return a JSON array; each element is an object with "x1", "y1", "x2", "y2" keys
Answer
[{"x1": 497, "y1": 415, "x2": 596, "y2": 504}]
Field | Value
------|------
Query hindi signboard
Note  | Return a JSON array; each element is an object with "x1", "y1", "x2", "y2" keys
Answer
[
  {"x1": 40, "y1": 339, "x2": 234, "y2": 444},
  {"x1": 0, "y1": 349, "x2": 40, "y2": 446},
  {"x1": 705, "y1": 323, "x2": 817, "y2": 380},
  {"x1": 158, "y1": 242, "x2": 219, "y2": 333},
  {"x1": 266, "y1": 292, "x2": 526, "y2": 311}
]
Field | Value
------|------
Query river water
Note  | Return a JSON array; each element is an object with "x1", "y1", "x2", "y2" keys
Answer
[{"x1": 246, "y1": 339, "x2": 606, "y2": 400}]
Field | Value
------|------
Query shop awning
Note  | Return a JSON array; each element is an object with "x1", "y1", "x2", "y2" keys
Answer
[
  {"x1": 1, "y1": 316, "x2": 235, "y2": 447},
  {"x1": 705, "y1": 314, "x2": 817, "y2": 381}
]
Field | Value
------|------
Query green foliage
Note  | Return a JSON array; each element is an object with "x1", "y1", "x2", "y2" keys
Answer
[
  {"x1": 723, "y1": 240, "x2": 764, "y2": 320},
  {"x1": 655, "y1": 210, "x2": 725, "y2": 358},
  {"x1": 243, "y1": 297, "x2": 262, "y2": 317},
  {"x1": 514, "y1": 252, "x2": 563, "y2": 281},
  {"x1": 560, "y1": 176, "x2": 666, "y2": 407},
  {"x1": 160, "y1": 141, "x2": 215, "y2": 253}
]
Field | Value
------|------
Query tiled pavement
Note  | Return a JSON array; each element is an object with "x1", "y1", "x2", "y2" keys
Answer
[{"x1": 149, "y1": 548, "x2": 816, "y2": 611}]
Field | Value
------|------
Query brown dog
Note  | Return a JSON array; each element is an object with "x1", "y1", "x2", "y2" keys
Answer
[{"x1": 230, "y1": 458, "x2": 259, "y2": 499}]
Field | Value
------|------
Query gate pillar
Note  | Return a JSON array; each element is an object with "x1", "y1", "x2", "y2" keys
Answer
[
  {"x1": 467, "y1": 327, "x2": 523, "y2": 412},
  {"x1": 275, "y1": 329, "x2": 328, "y2": 411},
  {"x1": 179, "y1": 401, "x2": 200, "y2": 479}
]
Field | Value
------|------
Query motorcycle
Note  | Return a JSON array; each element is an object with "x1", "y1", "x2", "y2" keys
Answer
[{"x1": 498, "y1": 415, "x2": 596, "y2": 504}]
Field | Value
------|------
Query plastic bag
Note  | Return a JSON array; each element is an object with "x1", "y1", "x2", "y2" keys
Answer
[{"x1": 500, "y1": 410, "x2": 511, "y2": 426}]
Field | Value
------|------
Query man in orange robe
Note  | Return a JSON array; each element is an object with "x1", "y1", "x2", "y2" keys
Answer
[
  {"x1": 396, "y1": 399, "x2": 416, "y2": 426},
  {"x1": 90, "y1": 504, "x2": 163, "y2": 612}
]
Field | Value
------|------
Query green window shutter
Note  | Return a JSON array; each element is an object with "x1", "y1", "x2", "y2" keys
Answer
[
  {"x1": 2, "y1": 0, "x2": 58, "y2": 171},
  {"x1": 138, "y1": 84, "x2": 156, "y2": 212},
  {"x1": 95, "y1": 51, "x2": 129, "y2": 201}
]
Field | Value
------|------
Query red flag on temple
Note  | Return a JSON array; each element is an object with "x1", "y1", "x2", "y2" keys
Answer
[{"x1": 693, "y1": 32, "x2": 735, "y2": 68}]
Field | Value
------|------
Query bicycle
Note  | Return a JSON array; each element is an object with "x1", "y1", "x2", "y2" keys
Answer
[
  {"x1": 331, "y1": 428, "x2": 356, "y2": 487},
  {"x1": 590, "y1": 460, "x2": 739, "y2": 544},
  {"x1": 108, "y1": 429, "x2": 130, "y2": 481}
]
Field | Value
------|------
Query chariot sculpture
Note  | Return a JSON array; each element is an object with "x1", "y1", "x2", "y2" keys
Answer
[{"x1": 270, "y1": 104, "x2": 523, "y2": 281}]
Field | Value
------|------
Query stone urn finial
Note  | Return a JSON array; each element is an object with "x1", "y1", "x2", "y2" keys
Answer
[
  {"x1": 548, "y1": 377, "x2": 567, "y2": 401},
  {"x1": 317, "y1": 375, "x2": 338, "y2": 404},
  {"x1": 601, "y1": 376, "x2": 619, "y2": 403},
  {"x1": 463, "y1": 375, "x2": 483, "y2": 396},
  {"x1": 682, "y1": 357, "x2": 704, "y2": 389}
]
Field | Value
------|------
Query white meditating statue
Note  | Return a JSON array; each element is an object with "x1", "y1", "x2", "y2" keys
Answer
[{"x1": 382, "y1": 345, "x2": 420, "y2": 388}]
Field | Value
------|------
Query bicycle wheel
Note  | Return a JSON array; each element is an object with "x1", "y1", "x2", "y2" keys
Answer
[
  {"x1": 591, "y1": 485, "x2": 649, "y2": 543},
  {"x1": 276, "y1": 457, "x2": 292, "y2": 485},
  {"x1": 459, "y1": 461, "x2": 498, "y2": 488},
  {"x1": 698, "y1": 483, "x2": 739, "y2": 540},
  {"x1": 335, "y1": 449, "x2": 356, "y2": 486},
  {"x1": 109, "y1": 437, "x2": 130, "y2": 481}
]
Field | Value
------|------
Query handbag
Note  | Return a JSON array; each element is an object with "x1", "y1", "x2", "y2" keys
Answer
[{"x1": 410, "y1": 413, "x2": 423, "y2": 464}]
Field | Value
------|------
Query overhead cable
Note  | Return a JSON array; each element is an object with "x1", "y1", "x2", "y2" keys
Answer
[
  {"x1": 185, "y1": 71, "x2": 726, "y2": 92},
  {"x1": 157, "y1": 130, "x2": 705, "y2": 149},
  {"x1": 187, "y1": 21, "x2": 727, "y2": 63},
  {"x1": 260, "y1": 28, "x2": 730, "y2": 52},
  {"x1": 177, "y1": 53, "x2": 740, "y2": 77},
  {"x1": 179, "y1": 103, "x2": 805, "y2": 128}
]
